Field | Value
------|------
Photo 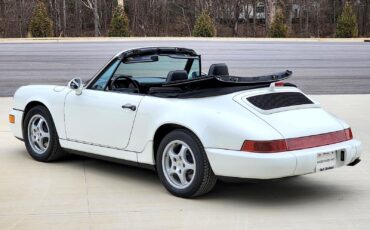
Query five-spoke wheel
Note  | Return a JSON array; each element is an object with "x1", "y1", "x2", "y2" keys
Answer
[
  {"x1": 23, "y1": 105, "x2": 65, "y2": 162},
  {"x1": 156, "y1": 129, "x2": 217, "y2": 198},
  {"x1": 27, "y1": 115, "x2": 50, "y2": 154},
  {"x1": 162, "y1": 140, "x2": 196, "y2": 189}
]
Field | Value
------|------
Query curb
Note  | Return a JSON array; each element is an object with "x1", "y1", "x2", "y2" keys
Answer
[{"x1": 0, "y1": 37, "x2": 369, "y2": 43}]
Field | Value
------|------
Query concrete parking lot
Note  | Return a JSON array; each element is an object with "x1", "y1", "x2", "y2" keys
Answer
[{"x1": 0, "y1": 95, "x2": 369, "y2": 230}]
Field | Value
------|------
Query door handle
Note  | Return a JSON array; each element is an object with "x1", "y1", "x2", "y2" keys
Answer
[{"x1": 122, "y1": 104, "x2": 136, "y2": 111}]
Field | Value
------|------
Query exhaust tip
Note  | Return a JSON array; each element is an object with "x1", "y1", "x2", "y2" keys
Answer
[{"x1": 348, "y1": 158, "x2": 361, "y2": 166}]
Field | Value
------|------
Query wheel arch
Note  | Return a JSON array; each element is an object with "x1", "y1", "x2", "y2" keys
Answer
[
  {"x1": 22, "y1": 101, "x2": 55, "y2": 133},
  {"x1": 152, "y1": 123, "x2": 204, "y2": 164}
]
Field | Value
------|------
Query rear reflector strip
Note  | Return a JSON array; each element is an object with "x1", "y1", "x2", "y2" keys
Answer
[{"x1": 241, "y1": 128, "x2": 353, "y2": 153}]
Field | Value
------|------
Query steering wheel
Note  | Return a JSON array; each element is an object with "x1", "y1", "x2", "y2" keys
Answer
[{"x1": 110, "y1": 76, "x2": 140, "y2": 93}]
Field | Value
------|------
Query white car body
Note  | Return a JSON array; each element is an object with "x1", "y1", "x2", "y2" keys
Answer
[
  {"x1": 9, "y1": 84, "x2": 361, "y2": 179},
  {"x1": 9, "y1": 48, "x2": 362, "y2": 180}
]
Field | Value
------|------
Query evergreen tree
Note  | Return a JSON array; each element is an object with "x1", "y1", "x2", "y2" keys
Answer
[
  {"x1": 268, "y1": 11, "x2": 287, "y2": 38},
  {"x1": 192, "y1": 11, "x2": 216, "y2": 37},
  {"x1": 108, "y1": 5, "x2": 130, "y2": 37},
  {"x1": 336, "y1": 2, "x2": 358, "y2": 38},
  {"x1": 29, "y1": 0, "x2": 53, "y2": 37}
]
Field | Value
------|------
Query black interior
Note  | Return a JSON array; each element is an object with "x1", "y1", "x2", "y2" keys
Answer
[
  {"x1": 108, "y1": 64, "x2": 230, "y2": 95},
  {"x1": 208, "y1": 63, "x2": 229, "y2": 76},
  {"x1": 110, "y1": 75, "x2": 141, "y2": 93},
  {"x1": 105, "y1": 63, "x2": 293, "y2": 98},
  {"x1": 166, "y1": 70, "x2": 188, "y2": 82}
]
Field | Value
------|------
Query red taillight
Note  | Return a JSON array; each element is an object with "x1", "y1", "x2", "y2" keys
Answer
[
  {"x1": 241, "y1": 140, "x2": 287, "y2": 153},
  {"x1": 241, "y1": 128, "x2": 353, "y2": 153},
  {"x1": 275, "y1": 81, "x2": 285, "y2": 87},
  {"x1": 345, "y1": 128, "x2": 353, "y2": 140}
]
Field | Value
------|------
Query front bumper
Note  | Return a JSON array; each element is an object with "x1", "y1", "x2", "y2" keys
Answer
[
  {"x1": 206, "y1": 139, "x2": 362, "y2": 179},
  {"x1": 9, "y1": 109, "x2": 24, "y2": 140}
]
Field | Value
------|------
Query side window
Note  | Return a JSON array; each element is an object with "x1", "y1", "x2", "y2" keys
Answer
[
  {"x1": 91, "y1": 59, "x2": 120, "y2": 90},
  {"x1": 188, "y1": 59, "x2": 200, "y2": 79}
]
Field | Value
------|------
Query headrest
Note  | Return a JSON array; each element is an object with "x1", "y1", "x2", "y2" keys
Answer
[
  {"x1": 208, "y1": 63, "x2": 229, "y2": 76},
  {"x1": 166, "y1": 70, "x2": 188, "y2": 82}
]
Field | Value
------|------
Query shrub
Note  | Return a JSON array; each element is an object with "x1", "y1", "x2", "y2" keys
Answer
[
  {"x1": 336, "y1": 2, "x2": 358, "y2": 38},
  {"x1": 268, "y1": 11, "x2": 287, "y2": 38},
  {"x1": 108, "y1": 5, "x2": 130, "y2": 37},
  {"x1": 192, "y1": 11, "x2": 216, "y2": 37},
  {"x1": 29, "y1": 0, "x2": 53, "y2": 37}
]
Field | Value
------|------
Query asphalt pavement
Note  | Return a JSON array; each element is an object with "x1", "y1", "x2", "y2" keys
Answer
[{"x1": 0, "y1": 40, "x2": 369, "y2": 96}]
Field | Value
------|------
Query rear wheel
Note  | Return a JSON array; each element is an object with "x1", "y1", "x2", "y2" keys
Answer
[
  {"x1": 23, "y1": 105, "x2": 66, "y2": 162},
  {"x1": 156, "y1": 129, "x2": 217, "y2": 198}
]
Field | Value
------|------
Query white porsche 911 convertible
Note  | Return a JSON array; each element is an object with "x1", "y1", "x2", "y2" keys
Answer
[{"x1": 9, "y1": 47, "x2": 362, "y2": 198}]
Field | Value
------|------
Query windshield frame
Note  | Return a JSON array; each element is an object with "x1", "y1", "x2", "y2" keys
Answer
[
  {"x1": 115, "y1": 54, "x2": 200, "y2": 80},
  {"x1": 86, "y1": 47, "x2": 201, "y2": 90}
]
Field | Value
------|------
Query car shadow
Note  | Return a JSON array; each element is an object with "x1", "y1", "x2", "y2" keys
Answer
[
  {"x1": 60, "y1": 154, "x2": 350, "y2": 205},
  {"x1": 202, "y1": 177, "x2": 350, "y2": 206},
  {"x1": 61, "y1": 153, "x2": 159, "y2": 184}
]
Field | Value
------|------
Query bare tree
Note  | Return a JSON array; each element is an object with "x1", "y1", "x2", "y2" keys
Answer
[
  {"x1": 63, "y1": 0, "x2": 67, "y2": 36},
  {"x1": 252, "y1": 0, "x2": 257, "y2": 36},
  {"x1": 0, "y1": 0, "x2": 5, "y2": 37},
  {"x1": 0, "y1": 0, "x2": 368, "y2": 38},
  {"x1": 81, "y1": 0, "x2": 100, "y2": 36},
  {"x1": 265, "y1": 0, "x2": 276, "y2": 32},
  {"x1": 118, "y1": 0, "x2": 124, "y2": 8},
  {"x1": 362, "y1": 0, "x2": 369, "y2": 36},
  {"x1": 232, "y1": 0, "x2": 242, "y2": 36}
]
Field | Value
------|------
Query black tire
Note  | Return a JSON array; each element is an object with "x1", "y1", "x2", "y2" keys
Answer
[
  {"x1": 23, "y1": 105, "x2": 66, "y2": 162},
  {"x1": 156, "y1": 129, "x2": 217, "y2": 198}
]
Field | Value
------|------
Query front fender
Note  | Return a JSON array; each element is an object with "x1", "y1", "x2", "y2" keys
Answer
[{"x1": 13, "y1": 85, "x2": 69, "y2": 139}]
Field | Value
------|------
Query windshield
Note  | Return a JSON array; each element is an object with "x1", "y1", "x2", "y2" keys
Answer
[{"x1": 114, "y1": 55, "x2": 200, "y2": 80}]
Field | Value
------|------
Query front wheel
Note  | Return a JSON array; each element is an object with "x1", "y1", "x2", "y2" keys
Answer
[
  {"x1": 23, "y1": 105, "x2": 66, "y2": 162},
  {"x1": 156, "y1": 129, "x2": 217, "y2": 198}
]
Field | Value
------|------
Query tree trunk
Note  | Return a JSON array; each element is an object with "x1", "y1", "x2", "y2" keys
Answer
[
  {"x1": 265, "y1": 0, "x2": 276, "y2": 34},
  {"x1": 132, "y1": 0, "x2": 137, "y2": 34},
  {"x1": 93, "y1": 0, "x2": 100, "y2": 37},
  {"x1": 253, "y1": 0, "x2": 257, "y2": 37},
  {"x1": 263, "y1": 0, "x2": 267, "y2": 36},
  {"x1": 363, "y1": 0, "x2": 369, "y2": 36},
  {"x1": 0, "y1": 0, "x2": 4, "y2": 37},
  {"x1": 233, "y1": 1, "x2": 241, "y2": 36},
  {"x1": 246, "y1": 3, "x2": 250, "y2": 37},
  {"x1": 75, "y1": 0, "x2": 82, "y2": 36},
  {"x1": 333, "y1": 0, "x2": 336, "y2": 24},
  {"x1": 118, "y1": 0, "x2": 124, "y2": 10},
  {"x1": 299, "y1": 2, "x2": 303, "y2": 37},
  {"x1": 285, "y1": 0, "x2": 293, "y2": 35},
  {"x1": 315, "y1": 2, "x2": 320, "y2": 37},
  {"x1": 63, "y1": 0, "x2": 67, "y2": 36},
  {"x1": 305, "y1": 8, "x2": 309, "y2": 37},
  {"x1": 54, "y1": 0, "x2": 61, "y2": 36},
  {"x1": 18, "y1": 0, "x2": 23, "y2": 37}
]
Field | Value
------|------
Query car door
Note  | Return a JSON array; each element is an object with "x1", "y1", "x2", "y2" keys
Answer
[
  {"x1": 64, "y1": 58, "x2": 143, "y2": 149},
  {"x1": 64, "y1": 89, "x2": 143, "y2": 149}
]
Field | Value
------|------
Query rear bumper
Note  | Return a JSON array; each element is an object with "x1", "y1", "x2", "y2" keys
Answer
[
  {"x1": 206, "y1": 139, "x2": 361, "y2": 179},
  {"x1": 9, "y1": 109, "x2": 24, "y2": 139}
]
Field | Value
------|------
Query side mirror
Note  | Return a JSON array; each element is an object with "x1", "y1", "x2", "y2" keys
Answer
[{"x1": 67, "y1": 78, "x2": 83, "y2": 95}]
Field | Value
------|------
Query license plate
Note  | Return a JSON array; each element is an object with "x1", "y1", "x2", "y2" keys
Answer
[{"x1": 316, "y1": 151, "x2": 337, "y2": 172}]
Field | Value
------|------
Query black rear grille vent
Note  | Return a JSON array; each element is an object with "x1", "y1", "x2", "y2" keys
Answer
[{"x1": 247, "y1": 92, "x2": 313, "y2": 110}]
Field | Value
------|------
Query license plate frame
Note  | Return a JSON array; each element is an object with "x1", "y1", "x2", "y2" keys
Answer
[{"x1": 316, "y1": 151, "x2": 337, "y2": 172}]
